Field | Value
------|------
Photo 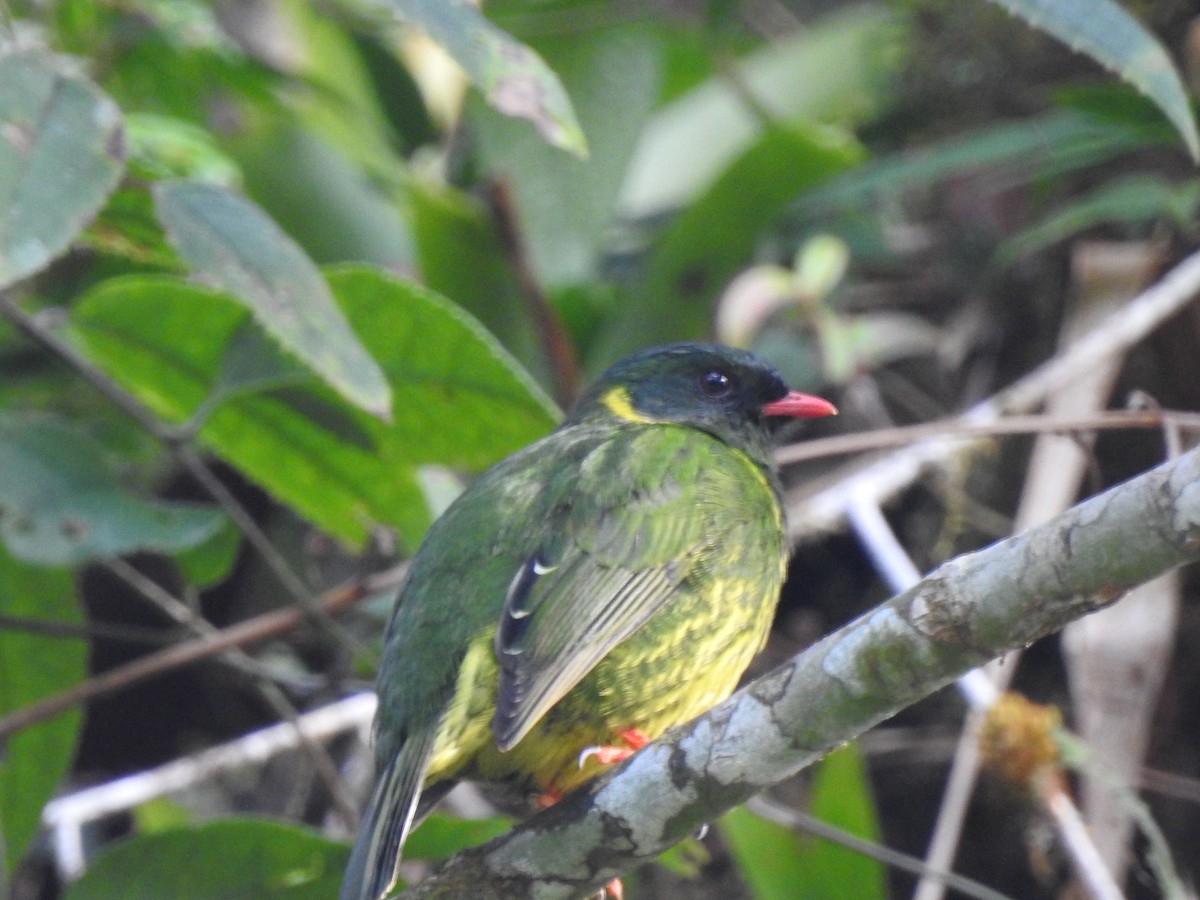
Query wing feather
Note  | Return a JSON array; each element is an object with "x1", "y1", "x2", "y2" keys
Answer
[{"x1": 491, "y1": 427, "x2": 739, "y2": 751}]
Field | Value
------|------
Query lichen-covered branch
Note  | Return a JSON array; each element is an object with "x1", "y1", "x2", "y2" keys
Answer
[{"x1": 402, "y1": 446, "x2": 1200, "y2": 899}]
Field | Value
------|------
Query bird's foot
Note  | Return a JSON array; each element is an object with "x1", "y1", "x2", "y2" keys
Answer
[
  {"x1": 535, "y1": 785, "x2": 562, "y2": 809},
  {"x1": 589, "y1": 877, "x2": 624, "y2": 899},
  {"x1": 577, "y1": 728, "x2": 650, "y2": 768}
]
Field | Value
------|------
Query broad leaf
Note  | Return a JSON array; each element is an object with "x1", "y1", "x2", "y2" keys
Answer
[
  {"x1": 595, "y1": 121, "x2": 863, "y2": 365},
  {"x1": 402, "y1": 812, "x2": 513, "y2": 862},
  {"x1": 800, "y1": 743, "x2": 885, "y2": 900},
  {"x1": 721, "y1": 744, "x2": 884, "y2": 900},
  {"x1": 352, "y1": 0, "x2": 586, "y2": 156},
  {"x1": 68, "y1": 267, "x2": 559, "y2": 549},
  {"x1": 468, "y1": 21, "x2": 662, "y2": 288},
  {"x1": 62, "y1": 818, "x2": 348, "y2": 900},
  {"x1": 984, "y1": 0, "x2": 1199, "y2": 160},
  {"x1": 153, "y1": 180, "x2": 392, "y2": 420},
  {"x1": 0, "y1": 412, "x2": 225, "y2": 566},
  {"x1": 618, "y1": 5, "x2": 901, "y2": 218},
  {"x1": 794, "y1": 106, "x2": 1173, "y2": 221},
  {"x1": 0, "y1": 48, "x2": 124, "y2": 287},
  {"x1": 0, "y1": 548, "x2": 82, "y2": 877}
]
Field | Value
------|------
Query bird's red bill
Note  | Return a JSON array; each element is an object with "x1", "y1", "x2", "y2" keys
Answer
[{"x1": 761, "y1": 391, "x2": 837, "y2": 419}]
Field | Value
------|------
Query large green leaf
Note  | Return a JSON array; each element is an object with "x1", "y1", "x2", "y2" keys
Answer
[
  {"x1": 229, "y1": 2, "x2": 415, "y2": 271},
  {"x1": 721, "y1": 744, "x2": 884, "y2": 900},
  {"x1": 984, "y1": 0, "x2": 1199, "y2": 160},
  {"x1": 406, "y1": 177, "x2": 541, "y2": 379},
  {"x1": 800, "y1": 743, "x2": 885, "y2": 900},
  {"x1": 0, "y1": 412, "x2": 225, "y2": 566},
  {"x1": 153, "y1": 180, "x2": 392, "y2": 420},
  {"x1": 594, "y1": 121, "x2": 863, "y2": 367},
  {"x1": 0, "y1": 548, "x2": 82, "y2": 877},
  {"x1": 995, "y1": 174, "x2": 1200, "y2": 267},
  {"x1": 62, "y1": 819, "x2": 349, "y2": 900},
  {"x1": 618, "y1": 5, "x2": 902, "y2": 218},
  {"x1": 68, "y1": 267, "x2": 559, "y2": 549},
  {"x1": 794, "y1": 106, "x2": 1174, "y2": 222},
  {"x1": 468, "y1": 21, "x2": 662, "y2": 288},
  {"x1": 347, "y1": 0, "x2": 586, "y2": 156},
  {"x1": 0, "y1": 48, "x2": 125, "y2": 288},
  {"x1": 720, "y1": 806, "x2": 813, "y2": 900}
]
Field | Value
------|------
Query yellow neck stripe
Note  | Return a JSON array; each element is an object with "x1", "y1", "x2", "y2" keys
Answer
[{"x1": 600, "y1": 386, "x2": 658, "y2": 424}]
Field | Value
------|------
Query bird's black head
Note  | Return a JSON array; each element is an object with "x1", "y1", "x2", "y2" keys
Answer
[{"x1": 571, "y1": 343, "x2": 835, "y2": 460}]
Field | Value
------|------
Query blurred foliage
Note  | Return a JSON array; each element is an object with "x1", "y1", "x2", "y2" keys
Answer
[{"x1": 1, "y1": 0, "x2": 1197, "y2": 897}]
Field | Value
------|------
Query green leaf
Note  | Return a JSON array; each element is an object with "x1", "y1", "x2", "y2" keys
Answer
[
  {"x1": 172, "y1": 517, "x2": 242, "y2": 588},
  {"x1": 618, "y1": 5, "x2": 902, "y2": 218},
  {"x1": 153, "y1": 180, "x2": 393, "y2": 420},
  {"x1": 468, "y1": 21, "x2": 662, "y2": 288},
  {"x1": 125, "y1": 113, "x2": 242, "y2": 185},
  {"x1": 406, "y1": 177, "x2": 545, "y2": 381},
  {"x1": 983, "y1": 0, "x2": 1199, "y2": 161},
  {"x1": 794, "y1": 107, "x2": 1171, "y2": 221},
  {"x1": 0, "y1": 548, "x2": 83, "y2": 876},
  {"x1": 994, "y1": 174, "x2": 1200, "y2": 267},
  {"x1": 61, "y1": 818, "x2": 349, "y2": 900},
  {"x1": 721, "y1": 745, "x2": 884, "y2": 900},
  {"x1": 595, "y1": 121, "x2": 863, "y2": 366},
  {"x1": 351, "y1": 0, "x2": 587, "y2": 156},
  {"x1": 68, "y1": 268, "x2": 559, "y2": 549},
  {"x1": 226, "y1": 3, "x2": 416, "y2": 271},
  {"x1": 802, "y1": 743, "x2": 885, "y2": 900},
  {"x1": 0, "y1": 48, "x2": 125, "y2": 288},
  {"x1": 0, "y1": 412, "x2": 226, "y2": 566},
  {"x1": 402, "y1": 812, "x2": 513, "y2": 862},
  {"x1": 720, "y1": 806, "x2": 811, "y2": 900}
]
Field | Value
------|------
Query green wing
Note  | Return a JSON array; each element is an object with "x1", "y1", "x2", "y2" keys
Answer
[{"x1": 492, "y1": 424, "x2": 771, "y2": 750}]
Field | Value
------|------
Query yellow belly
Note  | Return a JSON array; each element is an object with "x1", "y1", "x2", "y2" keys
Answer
[{"x1": 425, "y1": 569, "x2": 782, "y2": 802}]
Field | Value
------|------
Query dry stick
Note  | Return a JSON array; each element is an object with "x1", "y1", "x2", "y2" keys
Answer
[
  {"x1": 775, "y1": 409, "x2": 1200, "y2": 466},
  {"x1": 784, "y1": 246, "x2": 1200, "y2": 539},
  {"x1": 0, "y1": 613, "x2": 175, "y2": 645},
  {"x1": 103, "y1": 559, "x2": 360, "y2": 828},
  {"x1": 487, "y1": 180, "x2": 581, "y2": 407},
  {"x1": 42, "y1": 692, "x2": 378, "y2": 880},
  {"x1": 0, "y1": 293, "x2": 356, "y2": 653},
  {"x1": 745, "y1": 795, "x2": 1015, "y2": 900},
  {"x1": 0, "y1": 566, "x2": 407, "y2": 740}
]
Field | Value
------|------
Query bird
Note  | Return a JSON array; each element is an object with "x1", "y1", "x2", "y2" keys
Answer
[{"x1": 341, "y1": 342, "x2": 836, "y2": 900}]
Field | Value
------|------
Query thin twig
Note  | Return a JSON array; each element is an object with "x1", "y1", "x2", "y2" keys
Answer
[
  {"x1": 776, "y1": 409, "x2": 1200, "y2": 467},
  {"x1": 103, "y1": 559, "x2": 358, "y2": 827},
  {"x1": 487, "y1": 180, "x2": 580, "y2": 406},
  {"x1": 42, "y1": 692, "x2": 377, "y2": 880},
  {"x1": 745, "y1": 795, "x2": 1016, "y2": 900},
  {"x1": 0, "y1": 564, "x2": 408, "y2": 740},
  {"x1": 0, "y1": 612, "x2": 175, "y2": 646},
  {"x1": 786, "y1": 246, "x2": 1200, "y2": 538}
]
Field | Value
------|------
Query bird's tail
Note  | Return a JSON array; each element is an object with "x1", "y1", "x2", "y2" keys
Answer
[{"x1": 340, "y1": 730, "x2": 437, "y2": 900}]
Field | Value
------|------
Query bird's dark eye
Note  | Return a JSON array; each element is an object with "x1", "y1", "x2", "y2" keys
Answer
[{"x1": 698, "y1": 369, "x2": 733, "y2": 399}]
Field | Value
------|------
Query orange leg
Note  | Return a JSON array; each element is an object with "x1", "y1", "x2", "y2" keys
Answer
[
  {"x1": 578, "y1": 727, "x2": 651, "y2": 768},
  {"x1": 601, "y1": 877, "x2": 624, "y2": 899},
  {"x1": 535, "y1": 785, "x2": 562, "y2": 809},
  {"x1": 540, "y1": 727, "x2": 651, "y2": 896}
]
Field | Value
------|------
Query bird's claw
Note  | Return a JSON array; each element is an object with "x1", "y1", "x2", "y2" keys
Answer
[{"x1": 578, "y1": 728, "x2": 650, "y2": 769}]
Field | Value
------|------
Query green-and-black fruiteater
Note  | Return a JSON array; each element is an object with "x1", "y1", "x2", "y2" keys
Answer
[{"x1": 341, "y1": 342, "x2": 837, "y2": 900}]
